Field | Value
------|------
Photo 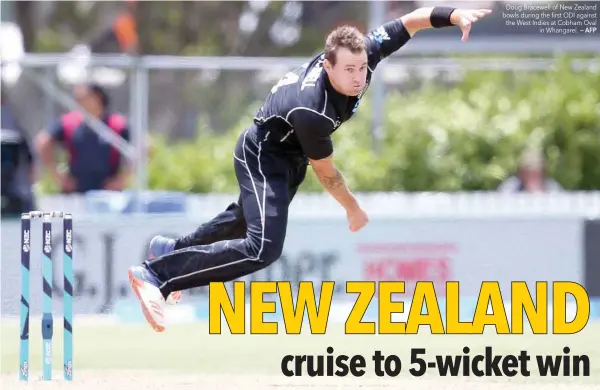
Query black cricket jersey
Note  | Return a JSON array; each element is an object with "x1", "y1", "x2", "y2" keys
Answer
[{"x1": 253, "y1": 19, "x2": 412, "y2": 160}]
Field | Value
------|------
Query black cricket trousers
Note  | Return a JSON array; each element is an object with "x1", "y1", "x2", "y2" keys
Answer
[{"x1": 145, "y1": 124, "x2": 307, "y2": 298}]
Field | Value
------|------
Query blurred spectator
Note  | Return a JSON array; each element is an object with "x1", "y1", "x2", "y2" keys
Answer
[
  {"x1": 498, "y1": 148, "x2": 563, "y2": 193},
  {"x1": 35, "y1": 83, "x2": 132, "y2": 194},
  {"x1": 1, "y1": 89, "x2": 36, "y2": 217},
  {"x1": 89, "y1": 0, "x2": 139, "y2": 54}
]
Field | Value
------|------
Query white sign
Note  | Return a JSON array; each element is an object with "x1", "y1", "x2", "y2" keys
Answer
[{"x1": 1, "y1": 215, "x2": 583, "y2": 316}]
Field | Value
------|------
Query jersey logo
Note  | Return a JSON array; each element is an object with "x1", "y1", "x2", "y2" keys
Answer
[
  {"x1": 271, "y1": 72, "x2": 300, "y2": 93},
  {"x1": 371, "y1": 26, "x2": 390, "y2": 43},
  {"x1": 269, "y1": 58, "x2": 324, "y2": 94},
  {"x1": 301, "y1": 60, "x2": 323, "y2": 90}
]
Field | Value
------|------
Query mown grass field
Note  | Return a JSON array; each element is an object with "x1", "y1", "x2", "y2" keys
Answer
[{"x1": 1, "y1": 318, "x2": 599, "y2": 389}]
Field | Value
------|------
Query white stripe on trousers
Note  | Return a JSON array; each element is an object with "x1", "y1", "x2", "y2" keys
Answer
[{"x1": 159, "y1": 130, "x2": 267, "y2": 289}]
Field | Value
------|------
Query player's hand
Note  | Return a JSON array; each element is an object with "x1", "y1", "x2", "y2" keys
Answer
[
  {"x1": 451, "y1": 9, "x2": 493, "y2": 42},
  {"x1": 347, "y1": 206, "x2": 369, "y2": 232},
  {"x1": 104, "y1": 175, "x2": 126, "y2": 191},
  {"x1": 60, "y1": 172, "x2": 77, "y2": 193}
]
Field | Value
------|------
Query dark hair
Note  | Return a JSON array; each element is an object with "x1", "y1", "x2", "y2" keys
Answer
[
  {"x1": 324, "y1": 25, "x2": 366, "y2": 66},
  {"x1": 86, "y1": 83, "x2": 110, "y2": 108}
]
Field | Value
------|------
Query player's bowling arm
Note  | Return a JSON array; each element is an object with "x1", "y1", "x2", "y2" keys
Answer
[
  {"x1": 399, "y1": 7, "x2": 445, "y2": 36},
  {"x1": 309, "y1": 154, "x2": 360, "y2": 213},
  {"x1": 365, "y1": 7, "x2": 492, "y2": 66}
]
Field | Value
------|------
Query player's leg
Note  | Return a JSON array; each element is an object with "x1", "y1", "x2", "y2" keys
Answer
[
  {"x1": 148, "y1": 196, "x2": 246, "y2": 258},
  {"x1": 176, "y1": 199, "x2": 246, "y2": 248},
  {"x1": 153, "y1": 153, "x2": 305, "y2": 260},
  {"x1": 148, "y1": 194, "x2": 244, "y2": 259},
  {"x1": 152, "y1": 153, "x2": 306, "y2": 307},
  {"x1": 156, "y1": 152, "x2": 307, "y2": 306},
  {"x1": 147, "y1": 198, "x2": 246, "y2": 305},
  {"x1": 149, "y1": 129, "x2": 292, "y2": 290},
  {"x1": 153, "y1": 154, "x2": 307, "y2": 307},
  {"x1": 190, "y1": 153, "x2": 308, "y2": 284},
  {"x1": 128, "y1": 128, "x2": 291, "y2": 331}
]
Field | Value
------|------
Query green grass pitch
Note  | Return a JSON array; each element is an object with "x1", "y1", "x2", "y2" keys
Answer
[{"x1": 2, "y1": 317, "x2": 599, "y2": 380}]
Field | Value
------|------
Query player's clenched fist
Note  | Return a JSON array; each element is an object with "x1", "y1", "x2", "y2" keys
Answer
[{"x1": 347, "y1": 206, "x2": 369, "y2": 232}]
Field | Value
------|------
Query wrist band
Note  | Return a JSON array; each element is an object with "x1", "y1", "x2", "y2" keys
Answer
[{"x1": 430, "y1": 6, "x2": 456, "y2": 28}]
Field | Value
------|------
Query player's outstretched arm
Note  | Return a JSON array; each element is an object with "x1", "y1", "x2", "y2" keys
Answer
[
  {"x1": 400, "y1": 7, "x2": 492, "y2": 41},
  {"x1": 364, "y1": 7, "x2": 492, "y2": 70}
]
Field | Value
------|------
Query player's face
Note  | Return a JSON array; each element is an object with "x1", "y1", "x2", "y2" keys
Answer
[
  {"x1": 73, "y1": 85, "x2": 101, "y2": 115},
  {"x1": 326, "y1": 47, "x2": 368, "y2": 97}
]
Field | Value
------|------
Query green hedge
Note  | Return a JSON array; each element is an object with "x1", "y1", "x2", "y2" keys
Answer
[
  {"x1": 147, "y1": 60, "x2": 600, "y2": 193},
  {"x1": 37, "y1": 59, "x2": 600, "y2": 194}
]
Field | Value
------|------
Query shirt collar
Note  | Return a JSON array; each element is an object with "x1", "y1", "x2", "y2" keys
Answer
[{"x1": 324, "y1": 73, "x2": 350, "y2": 114}]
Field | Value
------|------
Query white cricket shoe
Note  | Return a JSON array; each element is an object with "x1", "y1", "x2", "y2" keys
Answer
[{"x1": 128, "y1": 265, "x2": 166, "y2": 332}]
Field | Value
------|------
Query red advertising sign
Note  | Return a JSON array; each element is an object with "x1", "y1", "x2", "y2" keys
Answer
[{"x1": 358, "y1": 242, "x2": 456, "y2": 296}]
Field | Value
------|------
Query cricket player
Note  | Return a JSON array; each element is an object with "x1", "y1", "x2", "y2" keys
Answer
[{"x1": 128, "y1": 6, "x2": 492, "y2": 332}]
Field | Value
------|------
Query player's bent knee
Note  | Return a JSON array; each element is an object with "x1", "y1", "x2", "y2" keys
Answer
[
  {"x1": 244, "y1": 230, "x2": 284, "y2": 263},
  {"x1": 256, "y1": 240, "x2": 284, "y2": 264}
]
